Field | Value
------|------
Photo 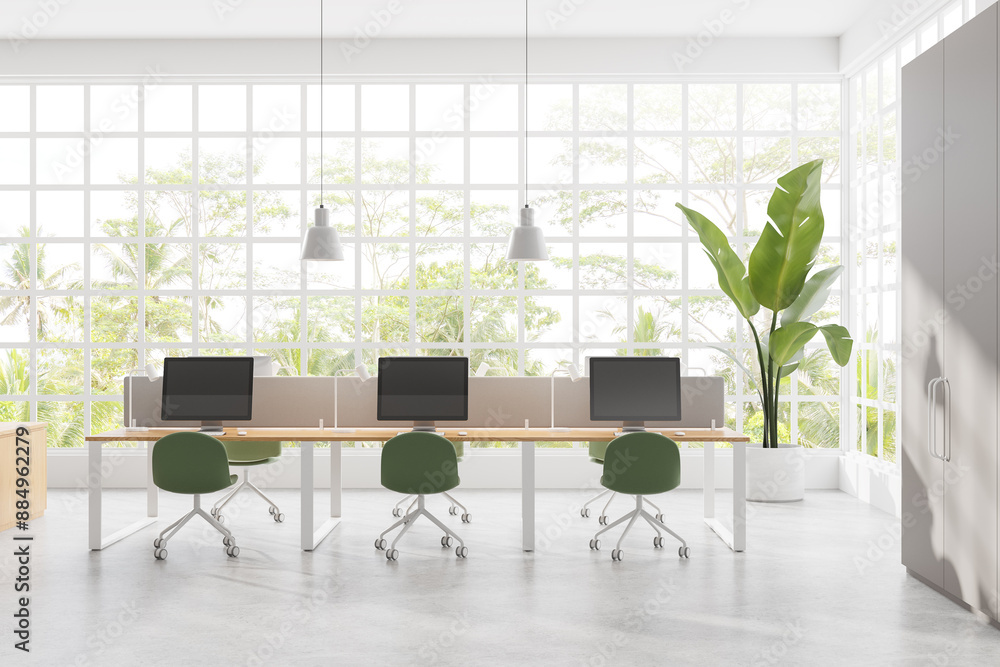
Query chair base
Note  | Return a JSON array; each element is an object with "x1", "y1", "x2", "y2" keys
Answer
[
  {"x1": 152, "y1": 494, "x2": 240, "y2": 560},
  {"x1": 590, "y1": 495, "x2": 689, "y2": 561},
  {"x1": 581, "y1": 489, "x2": 663, "y2": 525},
  {"x1": 393, "y1": 492, "x2": 470, "y2": 523},
  {"x1": 375, "y1": 495, "x2": 468, "y2": 561},
  {"x1": 210, "y1": 468, "x2": 284, "y2": 524}
]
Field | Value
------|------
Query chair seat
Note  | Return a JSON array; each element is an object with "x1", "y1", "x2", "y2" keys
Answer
[
  {"x1": 228, "y1": 473, "x2": 238, "y2": 485},
  {"x1": 229, "y1": 456, "x2": 282, "y2": 467},
  {"x1": 588, "y1": 441, "x2": 608, "y2": 462}
]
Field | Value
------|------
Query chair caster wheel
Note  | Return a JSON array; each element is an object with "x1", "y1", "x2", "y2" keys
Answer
[
  {"x1": 455, "y1": 546, "x2": 468, "y2": 558},
  {"x1": 226, "y1": 545, "x2": 240, "y2": 557},
  {"x1": 461, "y1": 513, "x2": 471, "y2": 523},
  {"x1": 392, "y1": 508, "x2": 402, "y2": 517},
  {"x1": 441, "y1": 536, "x2": 453, "y2": 548},
  {"x1": 598, "y1": 515, "x2": 608, "y2": 526},
  {"x1": 655, "y1": 513, "x2": 664, "y2": 523},
  {"x1": 386, "y1": 549, "x2": 399, "y2": 561},
  {"x1": 589, "y1": 539, "x2": 600, "y2": 550},
  {"x1": 153, "y1": 538, "x2": 164, "y2": 548},
  {"x1": 581, "y1": 508, "x2": 591, "y2": 518},
  {"x1": 223, "y1": 536, "x2": 235, "y2": 547},
  {"x1": 654, "y1": 537, "x2": 664, "y2": 548},
  {"x1": 448, "y1": 506, "x2": 458, "y2": 516},
  {"x1": 273, "y1": 512, "x2": 285, "y2": 523},
  {"x1": 611, "y1": 549, "x2": 623, "y2": 561},
  {"x1": 679, "y1": 546, "x2": 690, "y2": 559},
  {"x1": 215, "y1": 514, "x2": 225, "y2": 524},
  {"x1": 154, "y1": 548, "x2": 167, "y2": 560},
  {"x1": 375, "y1": 538, "x2": 387, "y2": 550},
  {"x1": 268, "y1": 506, "x2": 276, "y2": 515}
]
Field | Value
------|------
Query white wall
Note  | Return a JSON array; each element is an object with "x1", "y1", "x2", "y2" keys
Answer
[
  {"x1": 2, "y1": 37, "x2": 839, "y2": 78},
  {"x1": 47, "y1": 448, "x2": 841, "y2": 491}
]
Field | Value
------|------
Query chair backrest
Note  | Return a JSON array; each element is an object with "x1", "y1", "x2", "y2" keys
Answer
[
  {"x1": 381, "y1": 432, "x2": 460, "y2": 495},
  {"x1": 601, "y1": 432, "x2": 681, "y2": 496},
  {"x1": 223, "y1": 440, "x2": 282, "y2": 462},
  {"x1": 152, "y1": 432, "x2": 234, "y2": 495}
]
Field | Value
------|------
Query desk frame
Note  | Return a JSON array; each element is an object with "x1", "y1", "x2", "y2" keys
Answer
[{"x1": 86, "y1": 427, "x2": 747, "y2": 553}]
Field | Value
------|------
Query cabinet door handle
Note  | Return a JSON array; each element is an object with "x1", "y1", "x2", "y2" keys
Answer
[
  {"x1": 942, "y1": 377, "x2": 951, "y2": 462},
  {"x1": 927, "y1": 377, "x2": 945, "y2": 461}
]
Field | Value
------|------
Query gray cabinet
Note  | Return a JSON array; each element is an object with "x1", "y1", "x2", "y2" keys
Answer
[{"x1": 901, "y1": 3, "x2": 1000, "y2": 622}]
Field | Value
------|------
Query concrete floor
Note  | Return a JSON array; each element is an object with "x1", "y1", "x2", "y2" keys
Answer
[{"x1": 7, "y1": 488, "x2": 1000, "y2": 665}]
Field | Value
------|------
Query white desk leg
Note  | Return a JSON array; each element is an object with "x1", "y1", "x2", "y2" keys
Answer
[
  {"x1": 301, "y1": 442, "x2": 340, "y2": 552},
  {"x1": 89, "y1": 440, "x2": 102, "y2": 550},
  {"x1": 703, "y1": 440, "x2": 746, "y2": 553},
  {"x1": 704, "y1": 439, "x2": 715, "y2": 520},
  {"x1": 733, "y1": 442, "x2": 746, "y2": 552},
  {"x1": 522, "y1": 440, "x2": 535, "y2": 552},
  {"x1": 330, "y1": 442, "x2": 342, "y2": 518},
  {"x1": 89, "y1": 440, "x2": 156, "y2": 551},
  {"x1": 146, "y1": 441, "x2": 157, "y2": 517}
]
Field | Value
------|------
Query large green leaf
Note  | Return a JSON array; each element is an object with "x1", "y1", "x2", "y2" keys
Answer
[
  {"x1": 676, "y1": 203, "x2": 759, "y2": 319},
  {"x1": 767, "y1": 322, "x2": 819, "y2": 368},
  {"x1": 748, "y1": 159, "x2": 826, "y2": 311},
  {"x1": 817, "y1": 324, "x2": 853, "y2": 366},
  {"x1": 780, "y1": 265, "x2": 843, "y2": 326}
]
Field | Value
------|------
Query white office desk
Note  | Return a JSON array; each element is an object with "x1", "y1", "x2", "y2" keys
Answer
[{"x1": 86, "y1": 427, "x2": 749, "y2": 552}]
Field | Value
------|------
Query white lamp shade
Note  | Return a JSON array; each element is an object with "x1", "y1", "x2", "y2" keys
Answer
[
  {"x1": 301, "y1": 207, "x2": 345, "y2": 261},
  {"x1": 506, "y1": 206, "x2": 548, "y2": 261},
  {"x1": 566, "y1": 363, "x2": 582, "y2": 381},
  {"x1": 355, "y1": 364, "x2": 371, "y2": 381}
]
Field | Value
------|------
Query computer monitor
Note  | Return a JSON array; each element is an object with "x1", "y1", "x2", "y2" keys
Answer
[
  {"x1": 161, "y1": 356, "x2": 255, "y2": 434},
  {"x1": 377, "y1": 357, "x2": 469, "y2": 431},
  {"x1": 589, "y1": 356, "x2": 681, "y2": 431}
]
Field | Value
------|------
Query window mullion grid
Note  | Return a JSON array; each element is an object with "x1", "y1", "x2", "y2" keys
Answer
[
  {"x1": 298, "y1": 82, "x2": 308, "y2": 375},
  {"x1": 353, "y1": 83, "x2": 363, "y2": 386},
  {"x1": 462, "y1": 83, "x2": 472, "y2": 364},
  {"x1": 29, "y1": 84, "x2": 38, "y2": 423},
  {"x1": 190, "y1": 83, "x2": 200, "y2": 353},
  {"x1": 517, "y1": 78, "x2": 526, "y2": 376},
  {"x1": 788, "y1": 83, "x2": 800, "y2": 447},
  {"x1": 571, "y1": 82, "x2": 580, "y2": 376},
  {"x1": 625, "y1": 83, "x2": 635, "y2": 361},
  {"x1": 735, "y1": 84, "x2": 748, "y2": 441},
  {"x1": 408, "y1": 82, "x2": 417, "y2": 355}
]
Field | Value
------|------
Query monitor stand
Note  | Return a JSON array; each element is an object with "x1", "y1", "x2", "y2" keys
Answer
[
  {"x1": 199, "y1": 421, "x2": 225, "y2": 435},
  {"x1": 412, "y1": 421, "x2": 438, "y2": 432},
  {"x1": 621, "y1": 421, "x2": 646, "y2": 433}
]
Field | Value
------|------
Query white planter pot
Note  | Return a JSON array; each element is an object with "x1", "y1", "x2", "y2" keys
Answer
[{"x1": 745, "y1": 443, "x2": 805, "y2": 502}]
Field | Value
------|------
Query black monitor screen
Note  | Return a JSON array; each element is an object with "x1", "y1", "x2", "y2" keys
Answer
[
  {"x1": 377, "y1": 357, "x2": 469, "y2": 421},
  {"x1": 161, "y1": 357, "x2": 254, "y2": 421},
  {"x1": 589, "y1": 357, "x2": 682, "y2": 422}
]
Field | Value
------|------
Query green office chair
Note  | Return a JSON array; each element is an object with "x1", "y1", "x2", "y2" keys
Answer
[
  {"x1": 580, "y1": 440, "x2": 665, "y2": 525},
  {"x1": 588, "y1": 432, "x2": 690, "y2": 561},
  {"x1": 151, "y1": 432, "x2": 240, "y2": 560},
  {"x1": 375, "y1": 432, "x2": 468, "y2": 561},
  {"x1": 391, "y1": 439, "x2": 471, "y2": 523},
  {"x1": 210, "y1": 440, "x2": 285, "y2": 524}
]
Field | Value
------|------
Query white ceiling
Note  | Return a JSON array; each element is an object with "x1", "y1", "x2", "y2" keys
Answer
[{"x1": 1, "y1": 0, "x2": 881, "y2": 39}]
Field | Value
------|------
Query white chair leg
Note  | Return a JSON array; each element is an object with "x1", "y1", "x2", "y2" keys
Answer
[
  {"x1": 442, "y1": 492, "x2": 467, "y2": 514},
  {"x1": 389, "y1": 508, "x2": 421, "y2": 551},
  {"x1": 642, "y1": 497, "x2": 662, "y2": 514},
  {"x1": 582, "y1": 488, "x2": 612, "y2": 511},
  {"x1": 394, "y1": 494, "x2": 414, "y2": 513},
  {"x1": 593, "y1": 509, "x2": 635, "y2": 540},
  {"x1": 245, "y1": 479, "x2": 281, "y2": 515},
  {"x1": 642, "y1": 509, "x2": 687, "y2": 548},
  {"x1": 422, "y1": 505, "x2": 466, "y2": 548}
]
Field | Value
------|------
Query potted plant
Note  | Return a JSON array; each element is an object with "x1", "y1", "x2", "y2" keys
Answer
[{"x1": 676, "y1": 159, "x2": 852, "y2": 502}]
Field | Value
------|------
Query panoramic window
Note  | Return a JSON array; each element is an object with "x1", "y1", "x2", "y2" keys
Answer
[{"x1": 0, "y1": 78, "x2": 841, "y2": 448}]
